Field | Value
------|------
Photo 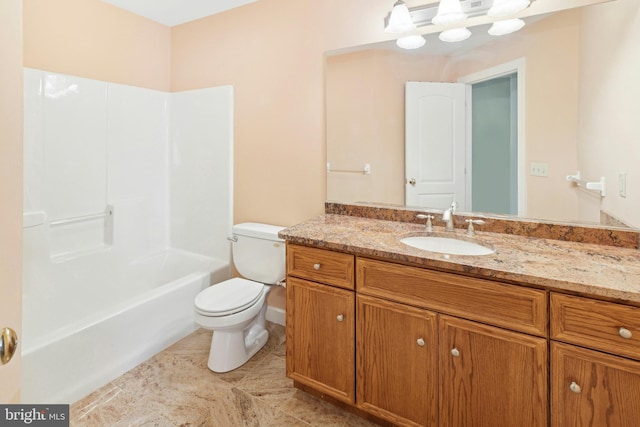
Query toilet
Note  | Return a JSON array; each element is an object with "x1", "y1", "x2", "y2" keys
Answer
[{"x1": 194, "y1": 222, "x2": 286, "y2": 373}]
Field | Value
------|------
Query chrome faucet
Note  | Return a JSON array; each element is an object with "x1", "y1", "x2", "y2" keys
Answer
[{"x1": 441, "y1": 202, "x2": 457, "y2": 231}]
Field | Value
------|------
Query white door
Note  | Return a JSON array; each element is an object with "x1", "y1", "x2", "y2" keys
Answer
[
  {"x1": 1, "y1": 0, "x2": 23, "y2": 404},
  {"x1": 405, "y1": 82, "x2": 467, "y2": 210}
]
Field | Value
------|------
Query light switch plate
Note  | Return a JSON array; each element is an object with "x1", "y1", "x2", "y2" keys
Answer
[
  {"x1": 530, "y1": 162, "x2": 548, "y2": 177},
  {"x1": 619, "y1": 172, "x2": 627, "y2": 197}
]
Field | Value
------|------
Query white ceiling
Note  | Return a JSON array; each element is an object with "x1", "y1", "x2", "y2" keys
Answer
[{"x1": 101, "y1": 0, "x2": 257, "y2": 27}]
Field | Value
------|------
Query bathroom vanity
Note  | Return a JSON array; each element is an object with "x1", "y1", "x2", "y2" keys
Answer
[{"x1": 280, "y1": 206, "x2": 640, "y2": 427}]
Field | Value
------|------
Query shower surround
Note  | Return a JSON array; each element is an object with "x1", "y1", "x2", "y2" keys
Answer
[{"x1": 22, "y1": 69, "x2": 233, "y2": 403}]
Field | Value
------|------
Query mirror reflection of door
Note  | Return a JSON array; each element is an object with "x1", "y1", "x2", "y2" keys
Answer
[
  {"x1": 471, "y1": 74, "x2": 518, "y2": 215},
  {"x1": 405, "y1": 61, "x2": 524, "y2": 214},
  {"x1": 405, "y1": 82, "x2": 467, "y2": 210}
]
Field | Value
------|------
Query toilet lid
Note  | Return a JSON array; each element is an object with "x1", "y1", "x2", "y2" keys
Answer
[{"x1": 195, "y1": 278, "x2": 265, "y2": 316}]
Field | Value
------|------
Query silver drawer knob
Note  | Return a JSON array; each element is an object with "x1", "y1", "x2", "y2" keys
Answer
[
  {"x1": 619, "y1": 327, "x2": 633, "y2": 339},
  {"x1": 313, "y1": 263, "x2": 321, "y2": 270},
  {"x1": 569, "y1": 381, "x2": 582, "y2": 394},
  {"x1": 451, "y1": 348, "x2": 460, "y2": 357},
  {"x1": 336, "y1": 314, "x2": 344, "y2": 322},
  {"x1": 417, "y1": 338, "x2": 425, "y2": 347}
]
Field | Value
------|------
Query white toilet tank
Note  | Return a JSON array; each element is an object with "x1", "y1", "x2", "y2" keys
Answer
[{"x1": 231, "y1": 222, "x2": 286, "y2": 284}]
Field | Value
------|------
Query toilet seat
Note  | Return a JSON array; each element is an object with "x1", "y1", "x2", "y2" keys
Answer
[{"x1": 195, "y1": 278, "x2": 265, "y2": 317}]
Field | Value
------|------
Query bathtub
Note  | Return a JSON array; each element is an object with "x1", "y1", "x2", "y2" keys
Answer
[{"x1": 21, "y1": 248, "x2": 230, "y2": 404}]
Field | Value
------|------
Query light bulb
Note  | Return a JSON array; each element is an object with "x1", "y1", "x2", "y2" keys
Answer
[
  {"x1": 432, "y1": 0, "x2": 466, "y2": 26},
  {"x1": 397, "y1": 35, "x2": 426, "y2": 49},
  {"x1": 385, "y1": 0, "x2": 416, "y2": 33},
  {"x1": 488, "y1": 18, "x2": 525, "y2": 35},
  {"x1": 439, "y1": 27, "x2": 471, "y2": 42},
  {"x1": 487, "y1": 0, "x2": 530, "y2": 17}
]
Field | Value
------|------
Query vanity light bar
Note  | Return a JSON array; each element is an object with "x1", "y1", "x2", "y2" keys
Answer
[{"x1": 384, "y1": 0, "x2": 534, "y2": 29}]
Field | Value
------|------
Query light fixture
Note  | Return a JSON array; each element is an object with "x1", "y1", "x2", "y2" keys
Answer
[
  {"x1": 397, "y1": 35, "x2": 426, "y2": 49},
  {"x1": 487, "y1": 0, "x2": 530, "y2": 17},
  {"x1": 439, "y1": 27, "x2": 471, "y2": 42},
  {"x1": 488, "y1": 18, "x2": 525, "y2": 35},
  {"x1": 383, "y1": 0, "x2": 534, "y2": 46},
  {"x1": 432, "y1": 0, "x2": 466, "y2": 26},
  {"x1": 385, "y1": 0, "x2": 416, "y2": 33}
]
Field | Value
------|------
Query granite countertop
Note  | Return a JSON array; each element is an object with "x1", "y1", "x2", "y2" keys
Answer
[{"x1": 279, "y1": 214, "x2": 640, "y2": 305}]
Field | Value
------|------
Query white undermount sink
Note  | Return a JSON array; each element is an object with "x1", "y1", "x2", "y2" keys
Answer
[{"x1": 400, "y1": 236, "x2": 494, "y2": 256}]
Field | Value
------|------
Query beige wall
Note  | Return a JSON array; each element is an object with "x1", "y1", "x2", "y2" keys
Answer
[
  {"x1": 171, "y1": 0, "x2": 391, "y2": 309},
  {"x1": 578, "y1": 0, "x2": 640, "y2": 228},
  {"x1": 446, "y1": 10, "x2": 582, "y2": 222},
  {"x1": 326, "y1": 49, "x2": 449, "y2": 206},
  {"x1": 171, "y1": 0, "x2": 392, "y2": 226},
  {"x1": 24, "y1": 0, "x2": 171, "y2": 91},
  {"x1": 0, "y1": 0, "x2": 23, "y2": 403}
]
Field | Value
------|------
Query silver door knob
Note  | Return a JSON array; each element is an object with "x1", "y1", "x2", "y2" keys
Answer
[
  {"x1": 1, "y1": 327, "x2": 18, "y2": 365},
  {"x1": 451, "y1": 348, "x2": 460, "y2": 357},
  {"x1": 408, "y1": 178, "x2": 416, "y2": 186},
  {"x1": 619, "y1": 327, "x2": 633, "y2": 339},
  {"x1": 417, "y1": 338, "x2": 425, "y2": 347},
  {"x1": 313, "y1": 263, "x2": 321, "y2": 270},
  {"x1": 336, "y1": 314, "x2": 344, "y2": 322}
]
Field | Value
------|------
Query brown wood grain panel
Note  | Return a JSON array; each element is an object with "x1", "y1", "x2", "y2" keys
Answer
[
  {"x1": 357, "y1": 257, "x2": 548, "y2": 336},
  {"x1": 551, "y1": 342, "x2": 640, "y2": 427},
  {"x1": 287, "y1": 244, "x2": 354, "y2": 289},
  {"x1": 551, "y1": 293, "x2": 640, "y2": 361},
  {"x1": 440, "y1": 315, "x2": 548, "y2": 427},
  {"x1": 285, "y1": 277, "x2": 355, "y2": 404},
  {"x1": 356, "y1": 295, "x2": 438, "y2": 427}
]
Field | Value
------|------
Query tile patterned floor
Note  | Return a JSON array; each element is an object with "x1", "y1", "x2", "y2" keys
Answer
[{"x1": 70, "y1": 323, "x2": 380, "y2": 426}]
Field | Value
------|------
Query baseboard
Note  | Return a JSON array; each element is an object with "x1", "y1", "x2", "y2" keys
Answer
[{"x1": 266, "y1": 305, "x2": 285, "y2": 326}]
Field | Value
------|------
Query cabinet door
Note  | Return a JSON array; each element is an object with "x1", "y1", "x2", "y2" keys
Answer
[
  {"x1": 357, "y1": 295, "x2": 438, "y2": 427},
  {"x1": 286, "y1": 277, "x2": 355, "y2": 404},
  {"x1": 440, "y1": 315, "x2": 548, "y2": 427},
  {"x1": 552, "y1": 342, "x2": 640, "y2": 427}
]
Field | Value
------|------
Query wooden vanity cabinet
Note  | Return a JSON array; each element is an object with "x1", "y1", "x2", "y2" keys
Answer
[
  {"x1": 355, "y1": 258, "x2": 548, "y2": 336},
  {"x1": 356, "y1": 295, "x2": 438, "y2": 427},
  {"x1": 285, "y1": 244, "x2": 356, "y2": 404},
  {"x1": 440, "y1": 315, "x2": 548, "y2": 427},
  {"x1": 551, "y1": 342, "x2": 640, "y2": 427},
  {"x1": 355, "y1": 257, "x2": 548, "y2": 427},
  {"x1": 356, "y1": 296, "x2": 549, "y2": 427},
  {"x1": 286, "y1": 243, "x2": 558, "y2": 426},
  {"x1": 286, "y1": 243, "x2": 354, "y2": 289},
  {"x1": 286, "y1": 239, "x2": 640, "y2": 426},
  {"x1": 551, "y1": 293, "x2": 640, "y2": 426}
]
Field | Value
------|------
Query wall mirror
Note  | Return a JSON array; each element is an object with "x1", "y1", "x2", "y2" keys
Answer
[{"x1": 325, "y1": 0, "x2": 639, "y2": 229}]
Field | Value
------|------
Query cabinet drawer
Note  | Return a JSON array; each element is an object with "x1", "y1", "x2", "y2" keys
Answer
[
  {"x1": 287, "y1": 244, "x2": 354, "y2": 289},
  {"x1": 356, "y1": 258, "x2": 548, "y2": 336},
  {"x1": 551, "y1": 293, "x2": 640, "y2": 360}
]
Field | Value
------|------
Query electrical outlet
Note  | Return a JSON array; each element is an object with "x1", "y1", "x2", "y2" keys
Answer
[
  {"x1": 619, "y1": 172, "x2": 627, "y2": 197},
  {"x1": 530, "y1": 162, "x2": 549, "y2": 177}
]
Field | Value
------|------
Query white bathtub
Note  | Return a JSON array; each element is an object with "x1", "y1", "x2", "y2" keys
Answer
[{"x1": 21, "y1": 248, "x2": 230, "y2": 404}]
